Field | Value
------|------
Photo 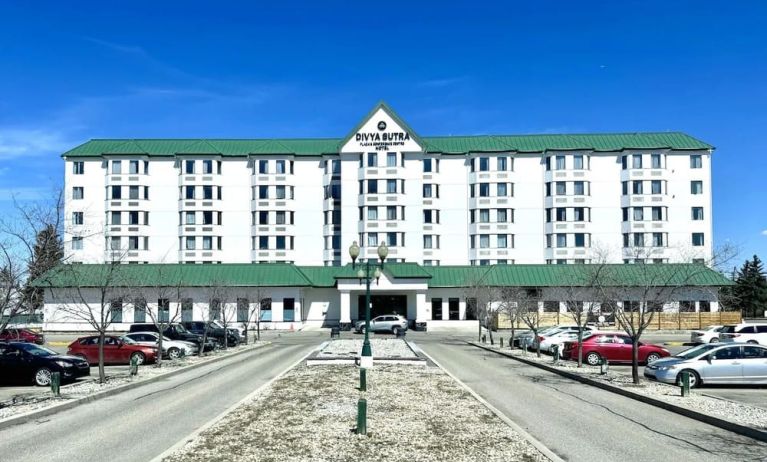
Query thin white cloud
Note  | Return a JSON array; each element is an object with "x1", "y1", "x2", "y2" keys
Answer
[
  {"x1": 0, "y1": 129, "x2": 72, "y2": 160},
  {"x1": 761, "y1": 229, "x2": 767, "y2": 236},
  {"x1": 418, "y1": 76, "x2": 468, "y2": 88}
]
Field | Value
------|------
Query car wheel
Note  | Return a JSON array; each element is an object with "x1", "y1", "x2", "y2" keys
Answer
[
  {"x1": 167, "y1": 347, "x2": 181, "y2": 360},
  {"x1": 360, "y1": 326, "x2": 366, "y2": 335},
  {"x1": 392, "y1": 327, "x2": 401, "y2": 336},
  {"x1": 585, "y1": 352, "x2": 602, "y2": 366},
  {"x1": 645, "y1": 353, "x2": 661, "y2": 364},
  {"x1": 130, "y1": 352, "x2": 146, "y2": 365},
  {"x1": 34, "y1": 368, "x2": 53, "y2": 387},
  {"x1": 709, "y1": 337, "x2": 719, "y2": 343},
  {"x1": 676, "y1": 369, "x2": 701, "y2": 388}
]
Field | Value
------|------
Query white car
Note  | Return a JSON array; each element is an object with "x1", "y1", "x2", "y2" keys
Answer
[
  {"x1": 518, "y1": 326, "x2": 561, "y2": 349},
  {"x1": 690, "y1": 325, "x2": 724, "y2": 344},
  {"x1": 531, "y1": 325, "x2": 597, "y2": 350},
  {"x1": 122, "y1": 332, "x2": 197, "y2": 359},
  {"x1": 719, "y1": 323, "x2": 767, "y2": 345},
  {"x1": 540, "y1": 330, "x2": 594, "y2": 354}
]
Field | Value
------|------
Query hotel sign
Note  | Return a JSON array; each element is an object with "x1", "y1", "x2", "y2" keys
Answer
[
  {"x1": 340, "y1": 105, "x2": 423, "y2": 153},
  {"x1": 354, "y1": 120, "x2": 412, "y2": 151}
]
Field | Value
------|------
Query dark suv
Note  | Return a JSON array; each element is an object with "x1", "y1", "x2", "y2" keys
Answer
[
  {"x1": 181, "y1": 321, "x2": 241, "y2": 347},
  {"x1": 128, "y1": 323, "x2": 215, "y2": 351}
]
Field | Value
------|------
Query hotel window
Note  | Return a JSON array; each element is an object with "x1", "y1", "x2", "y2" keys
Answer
[
  {"x1": 479, "y1": 234, "x2": 490, "y2": 248},
  {"x1": 651, "y1": 154, "x2": 662, "y2": 169},
  {"x1": 623, "y1": 233, "x2": 630, "y2": 247},
  {"x1": 259, "y1": 211, "x2": 268, "y2": 224},
  {"x1": 72, "y1": 236, "x2": 83, "y2": 250},
  {"x1": 367, "y1": 152, "x2": 377, "y2": 167},
  {"x1": 387, "y1": 152, "x2": 397, "y2": 167},
  {"x1": 692, "y1": 233, "x2": 705, "y2": 246},
  {"x1": 555, "y1": 208, "x2": 566, "y2": 222},
  {"x1": 497, "y1": 156, "x2": 507, "y2": 171},
  {"x1": 622, "y1": 207, "x2": 629, "y2": 222},
  {"x1": 622, "y1": 181, "x2": 628, "y2": 195},
  {"x1": 203, "y1": 185, "x2": 213, "y2": 200},
  {"x1": 556, "y1": 234, "x2": 567, "y2": 248},
  {"x1": 652, "y1": 233, "x2": 664, "y2": 247},
  {"x1": 367, "y1": 207, "x2": 378, "y2": 221},
  {"x1": 185, "y1": 186, "x2": 195, "y2": 199},
  {"x1": 555, "y1": 155, "x2": 566, "y2": 170},
  {"x1": 423, "y1": 184, "x2": 433, "y2": 198},
  {"x1": 129, "y1": 160, "x2": 139, "y2": 175},
  {"x1": 651, "y1": 180, "x2": 662, "y2": 195},
  {"x1": 574, "y1": 233, "x2": 586, "y2": 248},
  {"x1": 423, "y1": 235, "x2": 433, "y2": 249},
  {"x1": 386, "y1": 206, "x2": 397, "y2": 221},
  {"x1": 186, "y1": 212, "x2": 196, "y2": 225},
  {"x1": 128, "y1": 211, "x2": 139, "y2": 225},
  {"x1": 112, "y1": 160, "x2": 122, "y2": 174},
  {"x1": 73, "y1": 187, "x2": 84, "y2": 200},
  {"x1": 573, "y1": 155, "x2": 584, "y2": 170},
  {"x1": 690, "y1": 155, "x2": 702, "y2": 169},
  {"x1": 259, "y1": 185, "x2": 268, "y2": 199},
  {"x1": 545, "y1": 157, "x2": 552, "y2": 171},
  {"x1": 259, "y1": 236, "x2": 268, "y2": 249},
  {"x1": 573, "y1": 207, "x2": 585, "y2": 222},
  {"x1": 479, "y1": 157, "x2": 490, "y2": 171},
  {"x1": 367, "y1": 180, "x2": 378, "y2": 194},
  {"x1": 632, "y1": 154, "x2": 642, "y2": 169},
  {"x1": 424, "y1": 209, "x2": 439, "y2": 224},
  {"x1": 621, "y1": 156, "x2": 628, "y2": 170},
  {"x1": 185, "y1": 160, "x2": 195, "y2": 174},
  {"x1": 275, "y1": 236, "x2": 286, "y2": 250},
  {"x1": 276, "y1": 160, "x2": 286, "y2": 174},
  {"x1": 497, "y1": 183, "x2": 508, "y2": 196},
  {"x1": 72, "y1": 212, "x2": 83, "y2": 225},
  {"x1": 386, "y1": 179, "x2": 397, "y2": 194},
  {"x1": 73, "y1": 161, "x2": 84, "y2": 174},
  {"x1": 275, "y1": 185, "x2": 286, "y2": 199},
  {"x1": 497, "y1": 209, "x2": 508, "y2": 223},
  {"x1": 497, "y1": 234, "x2": 508, "y2": 248},
  {"x1": 185, "y1": 237, "x2": 196, "y2": 250},
  {"x1": 691, "y1": 181, "x2": 703, "y2": 194},
  {"x1": 128, "y1": 236, "x2": 139, "y2": 250},
  {"x1": 573, "y1": 181, "x2": 585, "y2": 196},
  {"x1": 202, "y1": 160, "x2": 213, "y2": 174},
  {"x1": 276, "y1": 211, "x2": 286, "y2": 225},
  {"x1": 651, "y1": 206, "x2": 663, "y2": 221},
  {"x1": 478, "y1": 183, "x2": 490, "y2": 197},
  {"x1": 109, "y1": 236, "x2": 121, "y2": 250},
  {"x1": 692, "y1": 207, "x2": 704, "y2": 220},
  {"x1": 633, "y1": 207, "x2": 644, "y2": 221},
  {"x1": 555, "y1": 181, "x2": 566, "y2": 195},
  {"x1": 367, "y1": 233, "x2": 378, "y2": 247},
  {"x1": 110, "y1": 185, "x2": 121, "y2": 200},
  {"x1": 204, "y1": 211, "x2": 215, "y2": 225},
  {"x1": 479, "y1": 209, "x2": 490, "y2": 223},
  {"x1": 386, "y1": 232, "x2": 397, "y2": 247},
  {"x1": 259, "y1": 160, "x2": 268, "y2": 174},
  {"x1": 545, "y1": 182, "x2": 551, "y2": 197},
  {"x1": 632, "y1": 181, "x2": 643, "y2": 195},
  {"x1": 423, "y1": 158, "x2": 433, "y2": 172},
  {"x1": 128, "y1": 185, "x2": 139, "y2": 200},
  {"x1": 634, "y1": 233, "x2": 645, "y2": 247},
  {"x1": 202, "y1": 236, "x2": 213, "y2": 250}
]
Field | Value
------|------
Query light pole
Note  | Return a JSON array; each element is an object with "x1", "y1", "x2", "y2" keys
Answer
[{"x1": 348, "y1": 240, "x2": 388, "y2": 368}]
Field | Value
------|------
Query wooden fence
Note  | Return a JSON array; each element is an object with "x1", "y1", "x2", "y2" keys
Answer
[{"x1": 496, "y1": 311, "x2": 742, "y2": 331}]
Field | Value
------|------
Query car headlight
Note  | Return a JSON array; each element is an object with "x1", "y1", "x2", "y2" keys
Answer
[
  {"x1": 55, "y1": 360, "x2": 74, "y2": 368},
  {"x1": 657, "y1": 365, "x2": 678, "y2": 371}
]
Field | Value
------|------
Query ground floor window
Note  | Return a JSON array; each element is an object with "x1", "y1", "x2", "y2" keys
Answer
[
  {"x1": 466, "y1": 298, "x2": 477, "y2": 320},
  {"x1": 260, "y1": 298, "x2": 272, "y2": 322},
  {"x1": 181, "y1": 299, "x2": 193, "y2": 322},
  {"x1": 543, "y1": 301, "x2": 560, "y2": 312},
  {"x1": 449, "y1": 298, "x2": 460, "y2": 320},
  {"x1": 284, "y1": 298, "x2": 295, "y2": 322},
  {"x1": 158, "y1": 298, "x2": 170, "y2": 322},
  {"x1": 237, "y1": 298, "x2": 249, "y2": 322},
  {"x1": 431, "y1": 298, "x2": 442, "y2": 320},
  {"x1": 133, "y1": 298, "x2": 146, "y2": 323},
  {"x1": 110, "y1": 299, "x2": 123, "y2": 323}
]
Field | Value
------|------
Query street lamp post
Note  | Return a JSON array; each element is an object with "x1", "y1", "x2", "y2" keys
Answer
[{"x1": 348, "y1": 240, "x2": 388, "y2": 369}]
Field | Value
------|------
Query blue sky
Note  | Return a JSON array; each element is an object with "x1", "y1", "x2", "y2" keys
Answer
[{"x1": 0, "y1": 1, "x2": 765, "y2": 263}]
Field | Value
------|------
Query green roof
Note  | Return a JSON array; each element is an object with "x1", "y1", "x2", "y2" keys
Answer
[
  {"x1": 62, "y1": 132, "x2": 712, "y2": 158},
  {"x1": 35, "y1": 263, "x2": 731, "y2": 289}
]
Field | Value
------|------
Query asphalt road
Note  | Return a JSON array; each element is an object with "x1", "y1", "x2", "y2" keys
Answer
[
  {"x1": 0, "y1": 332, "x2": 323, "y2": 462},
  {"x1": 414, "y1": 334, "x2": 767, "y2": 462}
]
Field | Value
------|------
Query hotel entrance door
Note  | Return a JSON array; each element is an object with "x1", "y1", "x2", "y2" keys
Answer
[{"x1": 357, "y1": 295, "x2": 407, "y2": 320}]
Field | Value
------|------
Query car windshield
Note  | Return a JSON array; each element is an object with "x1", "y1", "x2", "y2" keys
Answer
[
  {"x1": 16, "y1": 343, "x2": 57, "y2": 356},
  {"x1": 674, "y1": 344, "x2": 720, "y2": 359},
  {"x1": 210, "y1": 321, "x2": 225, "y2": 328},
  {"x1": 121, "y1": 337, "x2": 137, "y2": 345},
  {"x1": 174, "y1": 324, "x2": 189, "y2": 333},
  {"x1": 719, "y1": 325, "x2": 736, "y2": 333}
]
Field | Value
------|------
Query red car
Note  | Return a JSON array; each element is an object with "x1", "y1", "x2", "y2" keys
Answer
[
  {"x1": 0, "y1": 328, "x2": 45, "y2": 345},
  {"x1": 562, "y1": 332, "x2": 670, "y2": 366},
  {"x1": 67, "y1": 335, "x2": 158, "y2": 365}
]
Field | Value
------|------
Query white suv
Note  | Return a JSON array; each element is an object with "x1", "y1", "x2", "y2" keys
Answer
[
  {"x1": 719, "y1": 323, "x2": 767, "y2": 345},
  {"x1": 355, "y1": 315, "x2": 408, "y2": 335}
]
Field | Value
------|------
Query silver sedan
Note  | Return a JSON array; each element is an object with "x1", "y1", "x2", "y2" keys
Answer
[{"x1": 645, "y1": 343, "x2": 767, "y2": 387}]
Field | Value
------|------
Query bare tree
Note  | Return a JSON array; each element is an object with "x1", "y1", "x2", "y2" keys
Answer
[
  {"x1": 497, "y1": 287, "x2": 526, "y2": 350},
  {"x1": 199, "y1": 280, "x2": 228, "y2": 356},
  {"x1": 462, "y1": 275, "x2": 498, "y2": 344},
  {"x1": 517, "y1": 288, "x2": 544, "y2": 357}
]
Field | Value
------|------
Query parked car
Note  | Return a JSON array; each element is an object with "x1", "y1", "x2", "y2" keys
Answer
[
  {"x1": 562, "y1": 332, "x2": 670, "y2": 366},
  {"x1": 690, "y1": 325, "x2": 725, "y2": 344},
  {"x1": 122, "y1": 332, "x2": 197, "y2": 359},
  {"x1": 67, "y1": 335, "x2": 158, "y2": 365},
  {"x1": 540, "y1": 330, "x2": 595, "y2": 354},
  {"x1": 719, "y1": 323, "x2": 767, "y2": 345},
  {"x1": 518, "y1": 326, "x2": 561, "y2": 349},
  {"x1": 0, "y1": 341, "x2": 90, "y2": 386},
  {"x1": 531, "y1": 325, "x2": 597, "y2": 350},
  {"x1": 645, "y1": 343, "x2": 767, "y2": 387},
  {"x1": 0, "y1": 328, "x2": 44, "y2": 345},
  {"x1": 128, "y1": 323, "x2": 215, "y2": 351},
  {"x1": 181, "y1": 321, "x2": 241, "y2": 347},
  {"x1": 354, "y1": 315, "x2": 408, "y2": 335}
]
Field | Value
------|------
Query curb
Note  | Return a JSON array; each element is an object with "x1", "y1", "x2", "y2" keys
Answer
[
  {"x1": 469, "y1": 342, "x2": 767, "y2": 444},
  {"x1": 0, "y1": 342, "x2": 271, "y2": 431},
  {"x1": 150, "y1": 345, "x2": 319, "y2": 462},
  {"x1": 417, "y1": 346, "x2": 564, "y2": 462}
]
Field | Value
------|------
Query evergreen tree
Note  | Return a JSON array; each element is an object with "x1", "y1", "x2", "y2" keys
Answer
[
  {"x1": 22, "y1": 224, "x2": 63, "y2": 311},
  {"x1": 730, "y1": 255, "x2": 767, "y2": 318}
]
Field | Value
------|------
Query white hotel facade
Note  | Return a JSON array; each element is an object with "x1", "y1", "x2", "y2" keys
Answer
[{"x1": 44, "y1": 102, "x2": 725, "y2": 331}]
